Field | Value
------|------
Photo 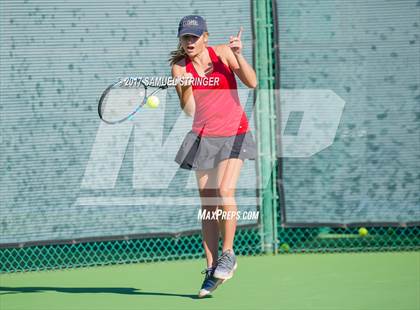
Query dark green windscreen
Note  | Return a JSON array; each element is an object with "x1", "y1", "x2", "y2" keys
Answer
[
  {"x1": 0, "y1": 0, "x2": 257, "y2": 245},
  {"x1": 276, "y1": 0, "x2": 419, "y2": 225}
]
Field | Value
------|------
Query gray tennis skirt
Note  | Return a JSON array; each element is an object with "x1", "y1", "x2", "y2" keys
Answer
[{"x1": 174, "y1": 130, "x2": 257, "y2": 171}]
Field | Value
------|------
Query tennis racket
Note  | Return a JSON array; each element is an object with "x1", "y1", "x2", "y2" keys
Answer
[{"x1": 98, "y1": 78, "x2": 170, "y2": 125}]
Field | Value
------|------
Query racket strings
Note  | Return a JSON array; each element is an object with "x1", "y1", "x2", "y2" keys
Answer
[{"x1": 99, "y1": 86, "x2": 146, "y2": 123}]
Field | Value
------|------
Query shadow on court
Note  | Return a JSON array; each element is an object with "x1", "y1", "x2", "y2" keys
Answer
[{"x1": 0, "y1": 287, "x2": 210, "y2": 299}]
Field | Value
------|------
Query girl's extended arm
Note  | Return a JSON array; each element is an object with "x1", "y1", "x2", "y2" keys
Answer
[{"x1": 222, "y1": 27, "x2": 257, "y2": 89}]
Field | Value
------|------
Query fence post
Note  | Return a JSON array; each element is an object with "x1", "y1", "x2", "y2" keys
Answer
[{"x1": 253, "y1": 0, "x2": 279, "y2": 254}]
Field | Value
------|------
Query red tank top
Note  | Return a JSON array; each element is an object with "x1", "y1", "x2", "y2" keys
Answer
[{"x1": 185, "y1": 46, "x2": 250, "y2": 137}]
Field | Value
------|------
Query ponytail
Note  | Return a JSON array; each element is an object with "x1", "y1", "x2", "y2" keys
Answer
[{"x1": 168, "y1": 43, "x2": 187, "y2": 66}]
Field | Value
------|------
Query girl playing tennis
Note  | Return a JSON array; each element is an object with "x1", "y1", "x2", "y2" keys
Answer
[{"x1": 170, "y1": 15, "x2": 257, "y2": 298}]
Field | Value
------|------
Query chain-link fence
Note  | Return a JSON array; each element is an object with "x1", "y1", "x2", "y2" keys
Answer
[
  {"x1": 0, "y1": 228, "x2": 261, "y2": 273},
  {"x1": 2, "y1": 225, "x2": 419, "y2": 273}
]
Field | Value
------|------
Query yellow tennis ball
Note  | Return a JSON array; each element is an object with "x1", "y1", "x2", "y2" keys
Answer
[
  {"x1": 358, "y1": 227, "x2": 368, "y2": 237},
  {"x1": 280, "y1": 243, "x2": 290, "y2": 252},
  {"x1": 146, "y1": 95, "x2": 160, "y2": 108}
]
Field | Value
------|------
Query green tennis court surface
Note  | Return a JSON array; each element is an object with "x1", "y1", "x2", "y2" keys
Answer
[{"x1": 1, "y1": 252, "x2": 418, "y2": 310}]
